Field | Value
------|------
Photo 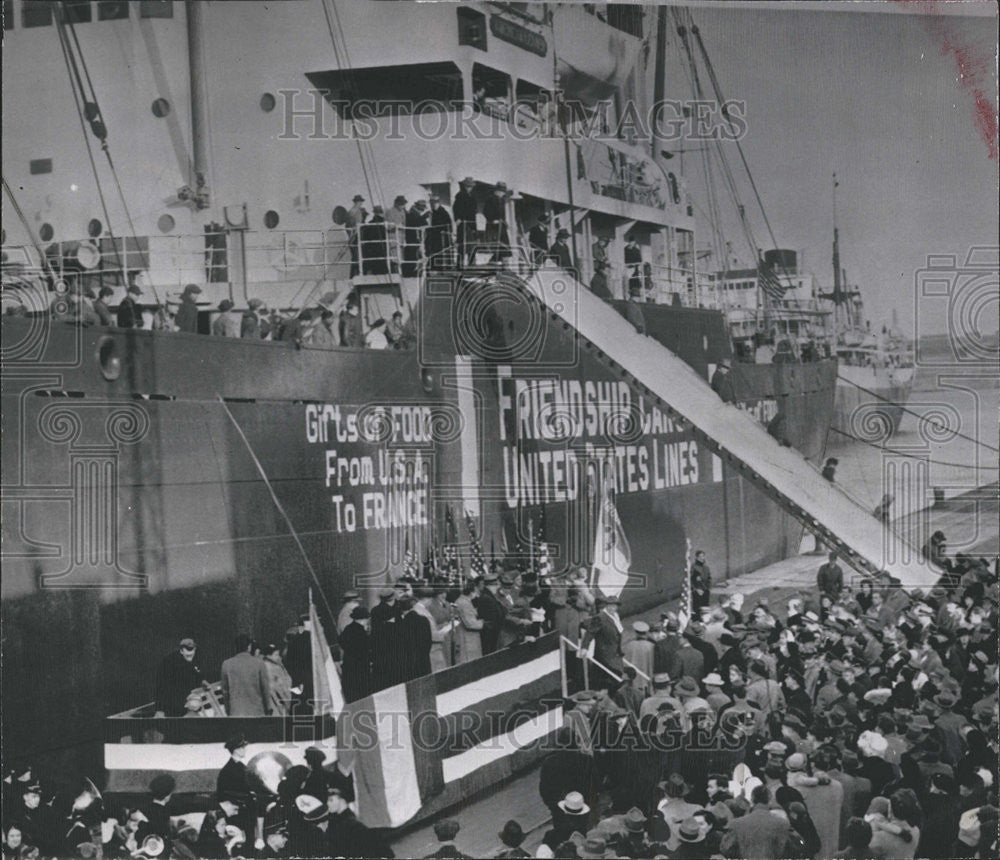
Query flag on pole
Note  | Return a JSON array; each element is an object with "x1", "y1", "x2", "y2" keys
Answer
[
  {"x1": 536, "y1": 509, "x2": 552, "y2": 582},
  {"x1": 757, "y1": 257, "x2": 786, "y2": 300},
  {"x1": 678, "y1": 538, "x2": 693, "y2": 632},
  {"x1": 309, "y1": 590, "x2": 345, "y2": 717},
  {"x1": 591, "y1": 462, "x2": 631, "y2": 597},
  {"x1": 466, "y1": 510, "x2": 488, "y2": 579},
  {"x1": 443, "y1": 505, "x2": 461, "y2": 585}
]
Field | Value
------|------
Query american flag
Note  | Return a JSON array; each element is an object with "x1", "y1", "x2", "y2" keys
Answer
[
  {"x1": 757, "y1": 257, "x2": 786, "y2": 300},
  {"x1": 466, "y1": 511, "x2": 488, "y2": 579},
  {"x1": 403, "y1": 531, "x2": 419, "y2": 579},
  {"x1": 442, "y1": 505, "x2": 462, "y2": 585},
  {"x1": 535, "y1": 511, "x2": 552, "y2": 582}
]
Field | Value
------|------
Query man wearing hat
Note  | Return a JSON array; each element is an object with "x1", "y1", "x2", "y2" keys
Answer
[
  {"x1": 339, "y1": 605, "x2": 371, "y2": 703},
  {"x1": 672, "y1": 817, "x2": 708, "y2": 859},
  {"x1": 623, "y1": 620, "x2": 654, "y2": 697},
  {"x1": 639, "y1": 672, "x2": 682, "y2": 721},
  {"x1": 154, "y1": 636, "x2": 205, "y2": 717},
  {"x1": 259, "y1": 819, "x2": 290, "y2": 857},
  {"x1": 386, "y1": 194, "x2": 408, "y2": 240},
  {"x1": 290, "y1": 794, "x2": 329, "y2": 858},
  {"x1": 336, "y1": 589, "x2": 362, "y2": 634},
  {"x1": 494, "y1": 820, "x2": 529, "y2": 858},
  {"x1": 370, "y1": 585, "x2": 401, "y2": 689},
  {"x1": 217, "y1": 734, "x2": 259, "y2": 843},
  {"x1": 483, "y1": 182, "x2": 511, "y2": 260},
  {"x1": 402, "y1": 200, "x2": 430, "y2": 276},
  {"x1": 171, "y1": 284, "x2": 200, "y2": 333},
  {"x1": 528, "y1": 212, "x2": 551, "y2": 264},
  {"x1": 452, "y1": 177, "x2": 478, "y2": 267},
  {"x1": 423, "y1": 818, "x2": 470, "y2": 859},
  {"x1": 582, "y1": 593, "x2": 624, "y2": 691},
  {"x1": 399, "y1": 593, "x2": 433, "y2": 681},
  {"x1": 710, "y1": 359, "x2": 735, "y2": 403},
  {"x1": 477, "y1": 572, "x2": 508, "y2": 655},
  {"x1": 241, "y1": 297, "x2": 270, "y2": 339},
  {"x1": 211, "y1": 299, "x2": 241, "y2": 337},
  {"x1": 655, "y1": 773, "x2": 701, "y2": 850},
  {"x1": 548, "y1": 228, "x2": 572, "y2": 270},
  {"x1": 425, "y1": 193, "x2": 454, "y2": 269},
  {"x1": 116, "y1": 277, "x2": 144, "y2": 328},
  {"x1": 589, "y1": 258, "x2": 614, "y2": 302},
  {"x1": 142, "y1": 774, "x2": 176, "y2": 842},
  {"x1": 703, "y1": 672, "x2": 730, "y2": 712}
]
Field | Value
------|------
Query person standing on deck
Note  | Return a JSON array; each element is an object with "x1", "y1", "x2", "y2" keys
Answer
[
  {"x1": 484, "y1": 182, "x2": 511, "y2": 259},
  {"x1": 212, "y1": 299, "x2": 241, "y2": 337},
  {"x1": 220, "y1": 634, "x2": 271, "y2": 716},
  {"x1": 154, "y1": 637, "x2": 205, "y2": 717},
  {"x1": 93, "y1": 286, "x2": 115, "y2": 326},
  {"x1": 452, "y1": 177, "x2": 478, "y2": 267},
  {"x1": 528, "y1": 212, "x2": 551, "y2": 264},
  {"x1": 710, "y1": 360, "x2": 736, "y2": 403},
  {"x1": 691, "y1": 550, "x2": 712, "y2": 612},
  {"x1": 425, "y1": 194, "x2": 454, "y2": 269},
  {"x1": 116, "y1": 282, "x2": 144, "y2": 328},
  {"x1": 339, "y1": 606, "x2": 372, "y2": 703},
  {"x1": 369, "y1": 586, "x2": 401, "y2": 689},
  {"x1": 173, "y1": 284, "x2": 201, "y2": 333},
  {"x1": 336, "y1": 590, "x2": 361, "y2": 635},
  {"x1": 548, "y1": 228, "x2": 573, "y2": 271},
  {"x1": 818, "y1": 551, "x2": 845, "y2": 606}
]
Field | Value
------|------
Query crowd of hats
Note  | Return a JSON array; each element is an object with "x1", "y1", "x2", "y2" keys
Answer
[{"x1": 516, "y1": 554, "x2": 999, "y2": 858}]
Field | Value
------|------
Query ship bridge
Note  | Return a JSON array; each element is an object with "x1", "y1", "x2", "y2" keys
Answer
[{"x1": 485, "y1": 263, "x2": 941, "y2": 592}]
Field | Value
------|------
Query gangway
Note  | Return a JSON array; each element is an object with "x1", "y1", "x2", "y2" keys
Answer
[{"x1": 502, "y1": 264, "x2": 942, "y2": 592}]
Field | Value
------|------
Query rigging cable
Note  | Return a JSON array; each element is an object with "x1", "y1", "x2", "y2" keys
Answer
[
  {"x1": 836, "y1": 374, "x2": 999, "y2": 453},
  {"x1": 828, "y1": 427, "x2": 999, "y2": 470},
  {"x1": 2, "y1": 176, "x2": 58, "y2": 282},
  {"x1": 56, "y1": 4, "x2": 160, "y2": 304},
  {"x1": 52, "y1": 9, "x2": 125, "y2": 275}
]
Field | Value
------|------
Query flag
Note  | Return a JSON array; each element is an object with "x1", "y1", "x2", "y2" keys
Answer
[
  {"x1": 678, "y1": 537, "x2": 693, "y2": 632},
  {"x1": 310, "y1": 591, "x2": 345, "y2": 718},
  {"x1": 337, "y1": 633, "x2": 562, "y2": 829},
  {"x1": 536, "y1": 509, "x2": 552, "y2": 582},
  {"x1": 757, "y1": 257, "x2": 786, "y2": 300},
  {"x1": 466, "y1": 510, "x2": 488, "y2": 579},
  {"x1": 591, "y1": 462, "x2": 631, "y2": 597},
  {"x1": 442, "y1": 505, "x2": 461, "y2": 585},
  {"x1": 403, "y1": 531, "x2": 419, "y2": 579}
]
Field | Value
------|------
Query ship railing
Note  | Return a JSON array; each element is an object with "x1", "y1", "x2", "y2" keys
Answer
[{"x1": 588, "y1": 261, "x2": 721, "y2": 308}]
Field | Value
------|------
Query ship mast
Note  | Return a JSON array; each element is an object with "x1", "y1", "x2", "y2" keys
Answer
[
  {"x1": 185, "y1": 0, "x2": 211, "y2": 209},
  {"x1": 831, "y1": 172, "x2": 841, "y2": 328}
]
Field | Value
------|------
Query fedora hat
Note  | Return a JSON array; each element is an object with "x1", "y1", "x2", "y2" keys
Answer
[
  {"x1": 578, "y1": 833, "x2": 607, "y2": 859},
  {"x1": 703, "y1": 672, "x2": 724, "y2": 687},
  {"x1": 558, "y1": 791, "x2": 590, "y2": 816},
  {"x1": 675, "y1": 676, "x2": 700, "y2": 698},
  {"x1": 677, "y1": 818, "x2": 706, "y2": 843},
  {"x1": 623, "y1": 807, "x2": 646, "y2": 833},
  {"x1": 498, "y1": 820, "x2": 525, "y2": 847},
  {"x1": 660, "y1": 772, "x2": 690, "y2": 798},
  {"x1": 460, "y1": 176, "x2": 476, "y2": 186}
]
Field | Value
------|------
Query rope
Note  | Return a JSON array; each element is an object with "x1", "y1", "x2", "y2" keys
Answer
[
  {"x1": 828, "y1": 427, "x2": 999, "y2": 470},
  {"x1": 216, "y1": 396, "x2": 338, "y2": 625},
  {"x1": 2, "y1": 176, "x2": 57, "y2": 280},
  {"x1": 836, "y1": 374, "x2": 999, "y2": 453}
]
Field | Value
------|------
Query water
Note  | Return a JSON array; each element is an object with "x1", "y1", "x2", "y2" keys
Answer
[{"x1": 826, "y1": 338, "x2": 998, "y2": 557}]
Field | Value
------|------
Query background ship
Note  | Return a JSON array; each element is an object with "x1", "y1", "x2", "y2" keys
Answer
[{"x1": 1, "y1": 1, "x2": 835, "y2": 781}]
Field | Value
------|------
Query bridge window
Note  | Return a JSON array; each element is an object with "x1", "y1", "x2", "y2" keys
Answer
[
  {"x1": 472, "y1": 63, "x2": 512, "y2": 119},
  {"x1": 308, "y1": 62, "x2": 464, "y2": 118},
  {"x1": 23, "y1": 2, "x2": 53, "y2": 27},
  {"x1": 97, "y1": 1, "x2": 129, "y2": 21},
  {"x1": 62, "y1": 1, "x2": 92, "y2": 24},
  {"x1": 3, "y1": 1, "x2": 12, "y2": 31},
  {"x1": 30, "y1": 158, "x2": 53, "y2": 175},
  {"x1": 139, "y1": 0, "x2": 172, "y2": 19}
]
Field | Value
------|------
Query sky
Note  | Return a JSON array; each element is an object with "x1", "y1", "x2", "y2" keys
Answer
[{"x1": 660, "y1": 1, "x2": 998, "y2": 336}]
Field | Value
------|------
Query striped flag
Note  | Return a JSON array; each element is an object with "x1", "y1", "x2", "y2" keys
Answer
[
  {"x1": 535, "y1": 513, "x2": 552, "y2": 582},
  {"x1": 466, "y1": 510, "x2": 488, "y2": 579},
  {"x1": 591, "y1": 461, "x2": 631, "y2": 597},
  {"x1": 757, "y1": 257, "x2": 786, "y2": 300},
  {"x1": 310, "y1": 592, "x2": 345, "y2": 717},
  {"x1": 337, "y1": 633, "x2": 563, "y2": 828}
]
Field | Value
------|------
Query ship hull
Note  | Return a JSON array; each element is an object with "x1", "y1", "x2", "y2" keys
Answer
[
  {"x1": 833, "y1": 364, "x2": 914, "y2": 440},
  {"x1": 2, "y1": 296, "x2": 836, "y2": 779}
]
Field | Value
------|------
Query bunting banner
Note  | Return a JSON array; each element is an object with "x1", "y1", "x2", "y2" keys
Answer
[
  {"x1": 337, "y1": 633, "x2": 562, "y2": 829},
  {"x1": 310, "y1": 591, "x2": 345, "y2": 718}
]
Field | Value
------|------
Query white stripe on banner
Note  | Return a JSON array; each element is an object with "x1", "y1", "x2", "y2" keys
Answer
[
  {"x1": 455, "y1": 355, "x2": 480, "y2": 520},
  {"x1": 373, "y1": 684, "x2": 423, "y2": 828},
  {"x1": 442, "y1": 706, "x2": 563, "y2": 784},
  {"x1": 436, "y1": 649, "x2": 561, "y2": 716},
  {"x1": 105, "y1": 739, "x2": 334, "y2": 773}
]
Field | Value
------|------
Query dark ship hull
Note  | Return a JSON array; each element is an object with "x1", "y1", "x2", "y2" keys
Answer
[{"x1": 1, "y1": 291, "x2": 836, "y2": 780}]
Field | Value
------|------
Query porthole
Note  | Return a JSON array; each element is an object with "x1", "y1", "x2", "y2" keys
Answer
[
  {"x1": 97, "y1": 336, "x2": 122, "y2": 381},
  {"x1": 151, "y1": 98, "x2": 171, "y2": 118},
  {"x1": 39, "y1": 223, "x2": 54, "y2": 242},
  {"x1": 157, "y1": 213, "x2": 176, "y2": 233},
  {"x1": 88, "y1": 218, "x2": 103, "y2": 238},
  {"x1": 260, "y1": 93, "x2": 276, "y2": 113},
  {"x1": 264, "y1": 210, "x2": 280, "y2": 229}
]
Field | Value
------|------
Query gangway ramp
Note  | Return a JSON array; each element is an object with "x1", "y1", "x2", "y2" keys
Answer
[{"x1": 517, "y1": 267, "x2": 941, "y2": 592}]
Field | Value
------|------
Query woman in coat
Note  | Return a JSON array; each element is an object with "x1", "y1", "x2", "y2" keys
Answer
[
  {"x1": 261, "y1": 644, "x2": 293, "y2": 716},
  {"x1": 454, "y1": 580, "x2": 484, "y2": 663}
]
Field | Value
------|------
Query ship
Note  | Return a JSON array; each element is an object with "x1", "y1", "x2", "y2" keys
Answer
[
  {"x1": 820, "y1": 175, "x2": 915, "y2": 441},
  {"x1": 1, "y1": 0, "x2": 837, "y2": 783}
]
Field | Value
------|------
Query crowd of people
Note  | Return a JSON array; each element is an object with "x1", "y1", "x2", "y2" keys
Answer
[{"x1": 4, "y1": 541, "x2": 996, "y2": 859}]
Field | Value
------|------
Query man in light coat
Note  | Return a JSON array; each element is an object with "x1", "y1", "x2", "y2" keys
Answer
[
  {"x1": 454, "y1": 580, "x2": 484, "y2": 663},
  {"x1": 720, "y1": 784, "x2": 790, "y2": 859},
  {"x1": 221, "y1": 634, "x2": 271, "y2": 716}
]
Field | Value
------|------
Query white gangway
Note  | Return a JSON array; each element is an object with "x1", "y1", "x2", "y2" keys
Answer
[{"x1": 511, "y1": 265, "x2": 941, "y2": 592}]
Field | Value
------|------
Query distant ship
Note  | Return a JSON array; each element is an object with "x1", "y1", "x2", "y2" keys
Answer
[{"x1": 0, "y1": 1, "x2": 836, "y2": 778}]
